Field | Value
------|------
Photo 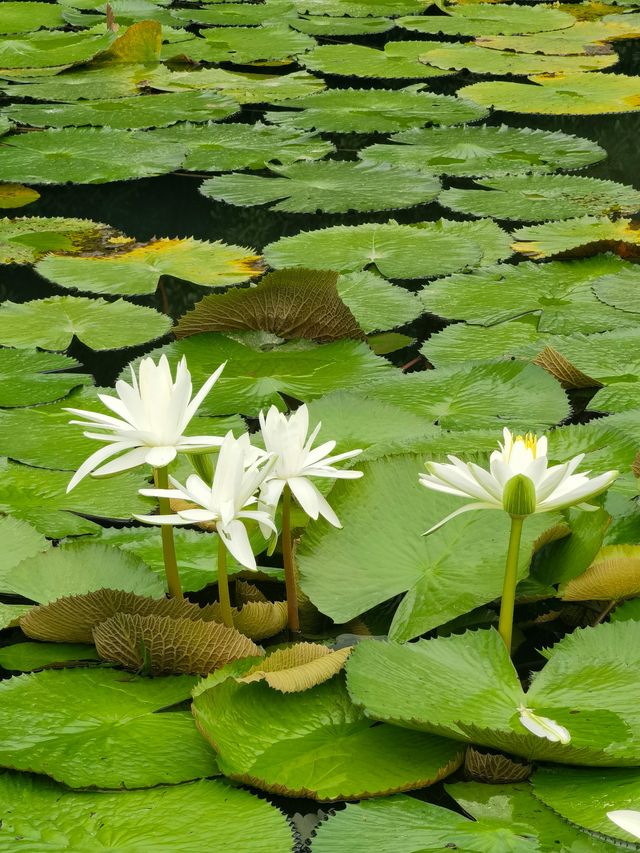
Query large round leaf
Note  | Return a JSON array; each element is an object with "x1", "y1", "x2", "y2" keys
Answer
[
  {"x1": 193, "y1": 673, "x2": 463, "y2": 800},
  {"x1": 264, "y1": 219, "x2": 511, "y2": 279},
  {"x1": 477, "y1": 19, "x2": 640, "y2": 55},
  {"x1": 0, "y1": 349, "x2": 92, "y2": 407},
  {"x1": 0, "y1": 296, "x2": 171, "y2": 351},
  {"x1": 172, "y1": 24, "x2": 315, "y2": 64},
  {"x1": 0, "y1": 668, "x2": 218, "y2": 788},
  {"x1": 0, "y1": 2, "x2": 66, "y2": 34},
  {"x1": 297, "y1": 454, "x2": 557, "y2": 638},
  {"x1": 420, "y1": 41, "x2": 617, "y2": 75},
  {"x1": 301, "y1": 41, "x2": 454, "y2": 79},
  {"x1": 397, "y1": 5, "x2": 575, "y2": 36},
  {"x1": 293, "y1": 0, "x2": 428, "y2": 16},
  {"x1": 0, "y1": 215, "x2": 119, "y2": 264},
  {"x1": 358, "y1": 124, "x2": 606, "y2": 177},
  {"x1": 512, "y1": 215, "x2": 640, "y2": 260},
  {"x1": 440, "y1": 175, "x2": 640, "y2": 222},
  {"x1": 0, "y1": 773, "x2": 293, "y2": 852},
  {"x1": 0, "y1": 127, "x2": 186, "y2": 184},
  {"x1": 5, "y1": 90, "x2": 239, "y2": 130},
  {"x1": 200, "y1": 161, "x2": 441, "y2": 214},
  {"x1": 0, "y1": 66, "x2": 149, "y2": 101},
  {"x1": 0, "y1": 29, "x2": 115, "y2": 69},
  {"x1": 292, "y1": 14, "x2": 394, "y2": 35},
  {"x1": 264, "y1": 87, "x2": 487, "y2": 133}
]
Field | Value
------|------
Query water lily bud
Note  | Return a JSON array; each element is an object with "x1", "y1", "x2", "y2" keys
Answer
[{"x1": 502, "y1": 474, "x2": 537, "y2": 518}]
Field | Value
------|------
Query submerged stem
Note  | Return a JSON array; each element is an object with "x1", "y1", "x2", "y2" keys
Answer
[
  {"x1": 498, "y1": 515, "x2": 524, "y2": 655},
  {"x1": 217, "y1": 536, "x2": 234, "y2": 629},
  {"x1": 282, "y1": 485, "x2": 301, "y2": 637},
  {"x1": 154, "y1": 465, "x2": 183, "y2": 600}
]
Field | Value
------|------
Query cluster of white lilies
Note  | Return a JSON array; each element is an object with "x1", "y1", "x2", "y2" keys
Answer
[{"x1": 67, "y1": 354, "x2": 620, "y2": 756}]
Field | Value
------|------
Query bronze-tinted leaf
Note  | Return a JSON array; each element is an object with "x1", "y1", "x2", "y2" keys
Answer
[
  {"x1": 560, "y1": 545, "x2": 640, "y2": 600},
  {"x1": 174, "y1": 268, "x2": 365, "y2": 343},
  {"x1": 93, "y1": 612, "x2": 262, "y2": 675},
  {"x1": 20, "y1": 588, "x2": 219, "y2": 644},
  {"x1": 239, "y1": 642, "x2": 353, "y2": 692},
  {"x1": 464, "y1": 746, "x2": 532, "y2": 783},
  {"x1": 236, "y1": 580, "x2": 268, "y2": 604},
  {"x1": 534, "y1": 345, "x2": 600, "y2": 389},
  {"x1": 209, "y1": 600, "x2": 289, "y2": 641}
]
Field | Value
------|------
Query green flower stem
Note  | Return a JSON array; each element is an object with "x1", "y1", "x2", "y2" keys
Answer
[
  {"x1": 498, "y1": 515, "x2": 524, "y2": 654},
  {"x1": 282, "y1": 485, "x2": 301, "y2": 637},
  {"x1": 217, "y1": 536, "x2": 234, "y2": 629},
  {"x1": 153, "y1": 465, "x2": 183, "y2": 600}
]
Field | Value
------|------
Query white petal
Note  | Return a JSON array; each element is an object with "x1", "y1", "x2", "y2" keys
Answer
[
  {"x1": 518, "y1": 706, "x2": 571, "y2": 744},
  {"x1": 538, "y1": 470, "x2": 618, "y2": 512},
  {"x1": 425, "y1": 461, "x2": 495, "y2": 501},
  {"x1": 288, "y1": 476, "x2": 321, "y2": 519},
  {"x1": 419, "y1": 473, "x2": 475, "y2": 499},
  {"x1": 183, "y1": 361, "x2": 226, "y2": 424},
  {"x1": 424, "y1": 501, "x2": 499, "y2": 535},
  {"x1": 144, "y1": 446, "x2": 178, "y2": 468},
  {"x1": 91, "y1": 446, "x2": 149, "y2": 478},
  {"x1": 176, "y1": 508, "x2": 218, "y2": 523},
  {"x1": 219, "y1": 519, "x2": 256, "y2": 571},
  {"x1": 134, "y1": 513, "x2": 189, "y2": 525},
  {"x1": 607, "y1": 810, "x2": 640, "y2": 840},
  {"x1": 66, "y1": 441, "x2": 132, "y2": 493},
  {"x1": 139, "y1": 488, "x2": 186, "y2": 499}
]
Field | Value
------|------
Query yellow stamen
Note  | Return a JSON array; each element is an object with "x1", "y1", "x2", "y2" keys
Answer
[{"x1": 515, "y1": 433, "x2": 538, "y2": 457}]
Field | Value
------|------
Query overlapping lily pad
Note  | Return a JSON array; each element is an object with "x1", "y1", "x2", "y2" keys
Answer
[
  {"x1": 0, "y1": 516, "x2": 47, "y2": 590},
  {"x1": 264, "y1": 86, "x2": 488, "y2": 133},
  {"x1": 0, "y1": 183, "x2": 39, "y2": 208},
  {"x1": 358, "y1": 124, "x2": 606, "y2": 177},
  {"x1": 201, "y1": 161, "x2": 441, "y2": 214},
  {"x1": 168, "y1": 24, "x2": 315, "y2": 64},
  {"x1": 0, "y1": 349, "x2": 92, "y2": 407},
  {"x1": 398, "y1": 4, "x2": 575, "y2": 36},
  {"x1": 0, "y1": 66, "x2": 148, "y2": 101},
  {"x1": 0, "y1": 3, "x2": 67, "y2": 35},
  {"x1": 294, "y1": 0, "x2": 430, "y2": 17},
  {"x1": 0, "y1": 29, "x2": 115, "y2": 70},
  {"x1": 0, "y1": 215, "x2": 119, "y2": 264},
  {"x1": 301, "y1": 41, "x2": 455, "y2": 79},
  {"x1": 477, "y1": 19, "x2": 640, "y2": 55},
  {"x1": 292, "y1": 14, "x2": 394, "y2": 34},
  {"x1": 170, "y1": 0, "x2": 295, "y2": 27},
  {"x1": 512, "y1": 215, "x2": 640, "y2": 259}
]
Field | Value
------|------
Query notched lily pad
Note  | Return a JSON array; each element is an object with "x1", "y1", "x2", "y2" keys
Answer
[
  {"x1": 512, "y1": 215, "x2": 640, "y2": 259},
  {"x1": 0, "y1": 215, "x2": 120, "y2": 264},
  {"x1": 302, "y1": 41, "x2": 455, "y2": 79},
  {"x1": 239, "y1": 643, "x2": 354, "y2": 693},
  {"x1": 398, "y1": 4, "x2": 575, "y2": 37},
  {"x1": 560, "y1": 545, "x2": 640, "y2": 600},
  {"x1": 0, "y1": 349, "x2": 92, "y2": 407}
]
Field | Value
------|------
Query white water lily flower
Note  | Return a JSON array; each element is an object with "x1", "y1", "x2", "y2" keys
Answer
[
  {"x1": 258, "y1": 404, "x2": 363, "y2": 528},
  {"x1": 518, "y1": 705, "x2": 571, "y2": 744},
  {"x1": 135, "y1": 432, "x2": 276, "y2": 571},
  {"x1": 66, "y1": 355, "x2": 226, "y2": 492},
  {"x1": 419, "y1": 428, "x2": 617, "y2": 534},
  {"x1": 608, "y1": 810, "x2": 640, "y2": 839}
]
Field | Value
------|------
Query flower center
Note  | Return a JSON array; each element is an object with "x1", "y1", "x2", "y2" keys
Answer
[{"x1": 515, "y1": 433, "x2": 538, "y2": 458}]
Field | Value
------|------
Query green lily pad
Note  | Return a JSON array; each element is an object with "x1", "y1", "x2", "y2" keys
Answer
[
  {"x1": 167, "y1": 24, "x2": 315, "y2": 64},
  {"x1": 193, "y1": 672, "x2": 463, "y2": 800},
  {"x1": 347, "y1": 620, "x2": 640, "y2": 764},
  {"x1": 134, "y1": 332, "x2": 396, "y2": 416},
  {"x1": 292, "y1": 14, "x2": 394, "y2": 34},
  {"x1": 0, "y1": 349, "x2": 92, "y2": 407},
  {"x1": 476, "y1": 19, "x2": 640, "y2": 55},
  {"x1": 358, "y1": 124, "x2": 606, "y2": 177},
  {"x1": 0, "y1": 65, "x2": 149, "y2": 101},
  {"x1": 398, "y1": 5, "x2": 575, "y2": 37},
  {"x1": 170, "y1": 0, "x2": 295, "y2": 27},
  {"x1": 200, "y1": 161, "x2": 441, "y2": 214},
  {"x1": 5, "y1": 90, "x2": 239, "y2": 130},
  {"x1": 294, "y1": 0, "x2": 429, "y2": 15},
  {"x1": 0, "y1": 668, "x2": 218, "y2": 788},
  {"x1": 0, "y1": 3, "x2": 67, "y2": 34},
  {"x1": 512, "y1": 215, "x2": 640, "y2": 260},
  {"x1": 0, "y1": 296, "x2": 171, "y2": 351},
  {"x1": 0, "y1": 643, "x2": 99, "y2": 671},
  {"x1": 420, "y1": 256, "x2": 637, "y2": 333},
  {"x1": 0, "y1": 773, "x2": 293, "y2": 851},
  {"x1": 297, "y1": 453, "x2": 559, "y2": 638},
  {"x1": 0, "y1": 127, "x2": 186, "y2": 184},
  {"x1": 301, "y1": 41, "x2": 455, "y2": 79},
  {"x1": 0, "y1": 215, "x2": 119, "y2": 264},
  {"x1": 149, "y1": 121, "x2": 334, "y2": 172},
  {"x1": 440, "y1": 175, "x2": 640, "y2": 222},
  {"x1": 310, "y1": 784, "x2": 612, "y2": 852},
  {"x1": 2, "y1": 540, "x2": 164, "y2": 600},
  {"x1": 35, "y1": 237, "x2": 262, "y2": 295},
  {"x1": 264, "y1": 86, "x2": 487, "y2": 133},
  {"x1": 264, "y1": 218, "x2": 511, "y2": 279},
  {"x1": 0, "y1": 603, "x2": 32, "y2": 631},
  {"x1": 594, "y1": 266, "x2": 640, "y2": 314},
  {"x1": 420, "y1": 41, "x2": 617, "y2": 75},
  {"x1": 0, "y1": 457, "x2": 155, "y2": 537},
  {"x1": 0, "y1": 29, "x2": 115, "y2": 70},
  {"x1": 0, "y1": 517, "x2": 47, "y2": 589},
  {"x1": 337, "y1": 270, "x2": 422, "y2": 333},
  {"x1": 459, "y1": 72, "x2": 640, "y2": 115}
]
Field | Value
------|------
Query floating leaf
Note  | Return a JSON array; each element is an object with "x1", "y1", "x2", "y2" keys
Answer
[
  {"x1": 170, "y1": 0, "x2": 296, "y2": 27},
  {"x1": 301, "y1": 41, "x2": 454, "y2": 79},
  {"x1": 0, "y1": 349, "x2": 92, "y2": 407},
  {"x1": 398, "y1": 4, "x2": 575, "y2": 36},
  {"x1": 239, "y1": 643, "x2": 353, "y2": 692},
  {"x1": 103, "y1": 19, "x2": 162, "y2": 62},
  {"x1": 292, "y1": 14, "x2": 394, "y2": 34},
  {"x1": 5, "y1": 90, "x2": 239, "y2": 130},
  {"x1": 0, "y1": 517, "x2": 47, "y2": 593},
  {"x1": 476, "y1": 19, "x2": 640, "y2": 54},
  {"x1": 0, "y1": 215, "x2": 119, "y2": 263},
  {"x1": 0, "y1": 295, "x2": 171, "y2": 351},
  {"x1": 293, "y1": 0, "x2": 430, "y2": 16},
  {"x1": 264, "y1": 86, "x2": 487, "y2": 133},
  {"x1": 135, "y1": 333, "x2": 395, "y2": 416},
  {"x1": 0, "y1": 642, "x2": 99, "y2": 671},
  {"x1": 0, "y1": 2, "x2": 66, "y2": 35},
  {"x1": 0, "y1": 668, "x2": 218, "y2": 788},
  {"x1": 264, "y1": 218, "x2": 511, "y2": 279},
  {"x1": 229, "y1": 600, "x2": 288, "y2": 640},
  {"x1": 36, "y1": 237, "x2": 263, "y2": 295},
  {"x1": 150, "y1": 120, "x2": 334, "y2": 172},
  {"x1": 193, "y1": 674, "x2": 463, "y2": 800},
  {"x1": 420, "y1": 256, "x2": 636, "y2": 333},
  {"x1": 298, "y1": 454, "x2": 557, "y2": 638},
  {"x1": 560, "y1": 545, "x2": 640, "y2": 600},
  {"x1": 440, "y1": 175, "x2": 640, "y2": 222},
  {"x1": 0, "y1": 65, "x2": 149, "y2": 101},
  {"x1": 0, "y1": 773, "x2": 293, "y2": 851},
  {"x1": 0, "y1": 29, "x2": 115, "y2": 70},
  {"x1": 336, "y1": 270, "x2": 421, "y2": 333},
  {"x1": 459, "y1": 72, "x2": 640, "y2": 115},
  {"x1": 359, "y1": 124, "x2": 606, "y2": 177},
  {"x1": 175, "y1": 268, "x2": 364, "y2": 343},
  {"x1": 420, "y1": 41, "x2": 617, "y2": 74},
  {"x1": 512, "y1": 215, "x2": 640, "y2": 259},
  {"x1": 0, "y1": 603, "x2": 33, "y2": 631},
  {"x1": 594, "y1": 266, "x2": 640, "y2": 313},
  {"x1": 201, "y1": 160, "x2": 441, "y2": 214},
  {"x1": 168, "y1": 24, "x2": 315, "y2": 64},
  {"x1": 93, "y1": 612, "x2": 262, "y2": 675},
  {"x1": 0, "y1": 127, "x2": 186, "y2": 184},
  {"x1": 0, "y1": 183, "x2": 39, "y2": 209}
]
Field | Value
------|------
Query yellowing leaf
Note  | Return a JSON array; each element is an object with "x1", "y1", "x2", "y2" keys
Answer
[
  {"x1": 239, "y1": 642, "x2": 353, "y2": 692},
  {"x1": 533, "y1": 345, "x2": 600, "y2": 388},
  {"x1": 209, "y1": 600, "x2": 289, "y2": 641},
  {"x1": 560, "y1": 545, "x2": 640, "y2": 600},
  {"x1": 101, "y1": 21, "x2": 162, "y2": 64},
  {"x1": 0, "y1": 183, "x2": 39, "y2": 209}
]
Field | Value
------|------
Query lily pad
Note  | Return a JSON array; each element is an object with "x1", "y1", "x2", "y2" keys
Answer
[
  {"x1": 0, "y1": 29, "x2": 115, "y2": 70},
  {"x1": 512, "y1": 215, "x2": 640, "y2": 259},
  {"x1": 0, "y1": 3, "x2": 66, "y2": 35},
  {"x1": 5, "y1": 90, "x2": 239, "y2": 130},
  {"x1": 476, "y1": 19, "x2": 640, "y2": 54},
  {"x1": 264, "y1": 86, "x2": 487, "y2": 133},
  {"x1": 0, "y1": 65, "x2": 148, "y2": 101},
  {"x1": 0, "y1": 642, "x2": 99, "y2": 671},
  {"x1": 0, "y1": 668, "x2": 218, "y2": 788},
  {"x1": 0, "y1": 215, "x2": 119, "y2": 264},
  {"x1": 0, "y1": 517, "x2": 47, "y2": 591},
  {"x1": 301, "y1": 41, "x2": 455, "y2": 79},
  {"x1": 170, "y1": 0, "x2": 296, "y2": 27},
  {"x1": 292, "y1": 14, "x2": 394, "y2": 34},
  {"x1": 35, "y1": 237, "x2": 263, "y2": 295},
  {"x1": 169, "y1": 25, "x2": 315, "y2": 64},
  {"x1": 200, "y1": 160, "x2": 441, "y2": 214},
  {"x1": 0, "y1": 295, "x2": 171, "y2": 351},
  {"x1": 264, "y1": 218, "x2": 511, "y2": 279},
  {"x1": 0, "y1": 773, "x2": 293, "y2": 851},
  {"x1": 440, "y1": 175, "x2": 640, "y2": 222},
  {"x1": 193, "y1": 673, "x2": 463, "y2": 800},
  {"x1": 459, "y1": 72, "x2": 640, "y2": 115},
  {"x1": 0, "y1": 348, "x2": 92, "y2": 407},
  {"x1": 149, "y1": 121, "x2": 334, "y2": 172},
  {"x1": 0, "y1": 183, "x2": 39, "y2": 208},
  {"x1": 398, "y1": 4, "x2": 575, "y2": 37},
  {"x1": 420, "y1": 41, "x2": 617, "y2": 75},
  {"x1": 358, "y1": 124, "x2": 606, "y2": 177},
  {"x1": 337, "y1": 270, "x2": 422, "y2": 333},
  {"x1": 0, "y1": 127, "x2": 187, "y2": 184},
  {"x1": 293, "y1": 0, "x2": 429, "y2": 16}
]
